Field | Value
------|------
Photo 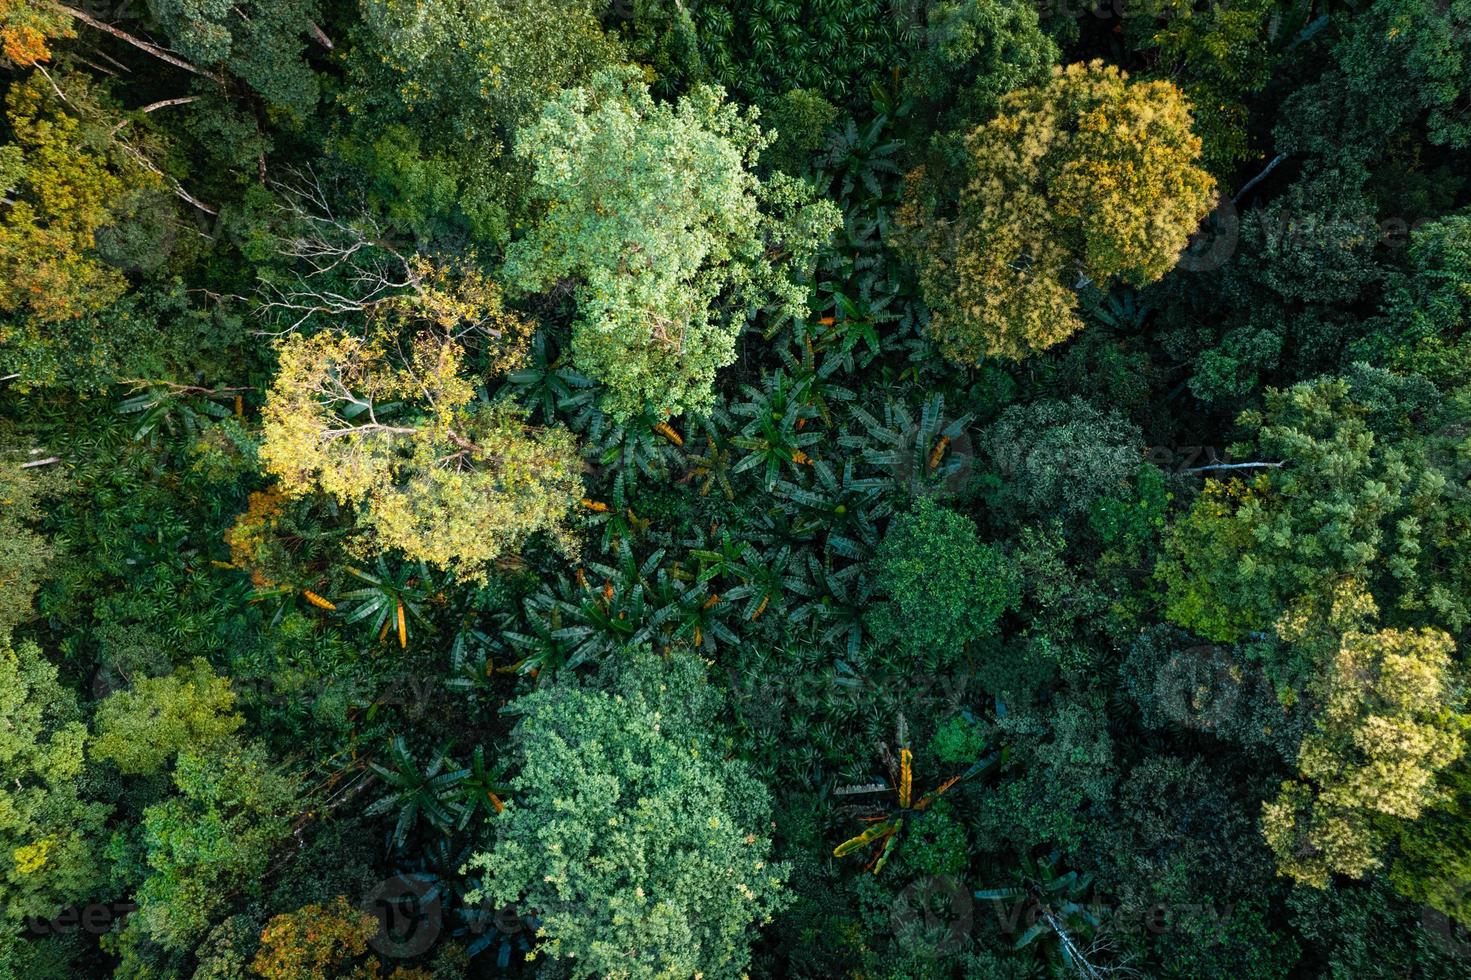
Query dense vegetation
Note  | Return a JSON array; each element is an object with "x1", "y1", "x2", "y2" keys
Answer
[{"x1": 3, "y1": 1, "x2": 1471, "y2": 977}]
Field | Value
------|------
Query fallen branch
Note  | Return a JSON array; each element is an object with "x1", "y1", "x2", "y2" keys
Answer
[
  {"x1": 1180, "y1": 460, "x2": 1286, "y2": 475},
  {"x1": 1233, "y1": 153, "x2": 1288, "y2": 206},
  {"x1": 59, "y1": 4, "x2": 226, "y2": 85}
]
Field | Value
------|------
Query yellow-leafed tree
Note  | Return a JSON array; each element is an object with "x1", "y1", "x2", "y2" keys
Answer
[
  {"x1": 1262, "y1": 627, "x2": 1469, "y2": 887},
  {"x1": 900, "y1": 60, "x2": 1215, "y2": 362},
  {"x1": 261, "y1": 327, "x2": 581, "y2": 582}
]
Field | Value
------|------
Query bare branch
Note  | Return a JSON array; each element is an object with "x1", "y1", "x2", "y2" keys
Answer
[
  {"x1": 58, "y1": 4, "x2": 226, "y2": 84},
  {"x1": 1180, "y1": 460, "x2": 1286, "y2": 475}
]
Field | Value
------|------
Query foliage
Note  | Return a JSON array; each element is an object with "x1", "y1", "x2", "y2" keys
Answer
[
  {"x1": 0, "y1": 0, "x2": 72, "y2": 66},
  {"x1": 0, "y1": 73, "x2": 151, "y2": 328},
  {"x1": 505, "y1": 67, "x2": 839, "y2": 420},
  {"x1": 145, "y1": 0, "x2": 321, "y2": 119},
  {"x1": 466, "y1": 648, "x2": 788, "y2": 979},
  {"x1": 904, "y1": 0, "x2": 1058, "y2": 125},
  {"x1": 1262, "y1": 628, "x2": 1467, "y2": 887},
  {"x1": 261, "y1": 328, "x2": 582, "y2": 580},
  {"x1": 116, "y1": 741, "x2": 298, "y2": 950},
  {"x1": 868, "y1": 498, "x2": 1018, "y2": 661},
  {"x1": 0, "y1": 455, "x2": 54, "y2": 638},
  {"x1": 1157, "y1": 371, "x2": 1464, "y2": 652},
  {"x1": 250, "y1": 896, "x2": 381, "y2": 980},
  {"x1": 0, "y1": 639, "x2": 105, "y2": 931},
  {"x1": 349, "y1": 0, "x2": 622, "y2": 141},
  {"x1": 4, "y1": 2, "x2": 1471, "y2": 976},
  {"x1": 1121, "y1": 0, "x2": 1281, "y2": 174},
  {"x1": 979, "y1": 397, "x2": 1140, "y2": 524},
  {"x1": 900, "y1": 60, "x2": 1215, "y2": 361},
  {"x1": 91, "y1": 658, "x2": 243, "y2": 776}
]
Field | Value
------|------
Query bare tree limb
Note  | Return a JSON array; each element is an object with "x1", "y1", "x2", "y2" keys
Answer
[
  {"x1": 139, "y1": 95, "x2": 201, "y2": 114},
  {"x1": 1181, "y1": 460, "x2": 1286, "y2": 475},
  {"x1": 1233, "y1": 153, "x2": 1288, "y2": 205},
  {"x1": 58, "y1": 4, "x2": 226, "y2": 84}
]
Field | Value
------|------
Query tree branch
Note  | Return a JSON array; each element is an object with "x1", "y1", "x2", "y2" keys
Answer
[
  {"x1": 1180, "y1": 460, "x2": 1286, "y2": 475},
  {"x1": 1233, "y1": 153, "x2": 1288, "y2": 206},
  {"x1": 58, "y1": 4, "x2": 226, "y2": 84}
]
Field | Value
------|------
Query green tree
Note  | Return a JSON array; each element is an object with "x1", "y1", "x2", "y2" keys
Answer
[
  {"x1": 1158, "y1": 375, "x2": 1414, "y2": 647},
  {"x1": 341, "y1": 0, "x2": 624, "y2": 246},
  {"x1": 91, "y1": 658, "x2": 242, "y2": 776},
  {"x1": 1121, "y1": 0, "x2": 1280, "y2": 174},
  {"x1": 904, "y1": 0, "x2": 1058, "y2": 125},
  {"x1": 900, "y1": 60, "x2": 1215, "y2": 362},
  {"x1": 1329, "y1": 0, "x2": 1471, "y2": 152},
  {"x1": 145, "y1": 0, "x2": 322, "y2": 119},
  {"x1": 1262, "y1": 627, "x2": 1467, "y2": 887},
  {"x1": 868, "y1": 498, "x2": 1018, "y2": 662},
  {"x1": 466, "y1": 648, "x2": 788, "y2": 979},
  {"x1": 1391, "y1": 758, "x2": 1471, "y2": 921},
  {"x1": 1160, "y1": 367, "x2": 1471, "y2": 655},
  {"x1": 349, "y1": 0, "x2": 623, "y2": 141},
  {"x1": 505, "y1": 66, "x2": 839, "y2": 420},
  {"x1": 0, "y1": 455, "x2": 54, "y2": 639},
  {"x1": 1370, "y1": 211, "x2": 1471, "y2": 388},
  {"x1": 116, "y1": 743, "x2": 299, "y2": 951},
  {"x1": 0, "y1": 639, "x2": 105, "y2": 937},
  {"x1": 979, "y1": 397, "x2": 1140, "y2": 524}
]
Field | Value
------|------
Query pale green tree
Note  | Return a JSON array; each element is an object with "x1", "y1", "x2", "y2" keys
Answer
[
  {"x1": 0, "y1": 639, "x2": 106, "y2": 937},
  {"x1": 505, "y1": 66, "x2": 839, "y2": 420},
  {"x1": 261, "y1": 327, "x2": 582, "y2": 581},
  {"x1": 467, "y1": 648, "x2": 788, "y2": 979}
]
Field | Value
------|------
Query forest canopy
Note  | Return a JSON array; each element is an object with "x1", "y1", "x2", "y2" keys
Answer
[{"x1": 3, "y1": 1, "x2": 1471, "y2": 978}]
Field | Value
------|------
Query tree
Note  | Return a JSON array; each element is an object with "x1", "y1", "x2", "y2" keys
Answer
[
  {"x1": 144, "y1": 0, "x2": 322, "y2": 119},
  {"x1": 0, "y1": 0, "x2": 72, "y2": 65},
  {"x1": 904, "y1": 0, "x2": 1058, "y2": 126},
  {"x1": 504, "y1": 66, "x2": 839, "y2": 420},
  {"x1": 1369, "y1": 211, "x2": 1471, "y2": 388},
  {"x1": 1121, "y1": 0, "x2": 1280, "y2": 174},
  {"x1": 117, "y1": 742, "x2": 299, "y2": 951},
  {"x1": 1159, "y1": 367, "x2": 1471, "y2": 656},
  {"x1": 0, "y1": 72, "x2": 152, "y2": 326},
  {"x1": 466, "y1": 648, "x2": 788, "y2": 979},
  {"x1": 1329, "y1": 0, "x2": 1471, "y2": 153},
  {"x1": 899, "y1": 60, "x2": 1215, "y2": 362},
  {"x1": 1390, "y1": 759, "x2": 1471, "y2": 921},
  {"x1": 0, "y1": 456, "x2": 55, "y2": 639},
  {"x1": 260, "y1": 327, "x2": 582, "y2": 581},
  {"x1": 0, "y1": 639, "x2": 105, "y2": 938},
  {"x1": 251, "y1": 896, "x2": 411, "y2": 980},
  {"x1": 348, "y1": 0, "x2": 623, "y2": 141},
  {"x1": 1158, "y1": 375, "x2": 1410, "y2": 647},
  {"x1": 868, "y1": 498, "x2": 1018, "y2": 662},
  {"x1": 1261, "y1": 628, "x2": 1467, "y2": 887},
  {"x1": 91, "y1": 658, "x2": 242, "y2": 776},
  {"x1": 91, "y1": 661, "x2": 298, "y2": 951},
  {"x1": 979, "y1": 397, "x2": 1140, "y2": 524}
]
